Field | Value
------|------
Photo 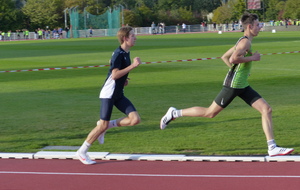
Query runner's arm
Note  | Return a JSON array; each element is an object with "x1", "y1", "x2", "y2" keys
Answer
[
  {"x1": 221, "y1": 46, "x2": 235, "y2": 68},
  {"x1": 229, "y1": 39, "x2": 260, "y2": 64},
  {"x1": 112, "y1": 57, "x2": 141, "y2": 80}
]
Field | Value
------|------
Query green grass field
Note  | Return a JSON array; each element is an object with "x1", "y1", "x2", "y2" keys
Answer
[{"x1": 1, "y1": 31, "x2": 299, "y2": 156}]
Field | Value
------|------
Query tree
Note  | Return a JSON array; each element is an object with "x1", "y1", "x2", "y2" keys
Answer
[
  {"x1": 265, "y1": 0, "x2": 280, "y2": 20},
  {"x1": 138, "y1": 0, "x2": 158, "y2": 9},
  {"x1": 178, "y1": 6, "x2": 194, "y2": 23},
  {"x1": 135, "y1": 4, "x2": 156, "y2": 26},
  {"x1": 22, "y1": 0, "x2": 64, "y2": 29},
  {"x1": 2, "y1": 0, "x2": 298, "y2": 31},
  {"x1": 200, "y1": 0, "x2": 222, "y2": 12},
  {"x1": 0, "y1": 0, "x2": 24, "y2": 31},
  {"x1": 123, "y1": 9, "x2": 141, "y2": 26},
  {"x1": 156, "y1": 6, "x2": 196, "y2": 25},
  {"x1": 212, "y1": 0, "x2": 244, "y2": 24},
  {"x1": 231, "y1": 0, "x2": 246, "y2": 21},
  {"x1": 64, "y1": 0, "x2": 106, "y2": 14},
  {"x1": 212, "y1": 3, "x2": 232, "y2": 24},
  {"x1": 283, "y1": 0, "x2": 300, "y2": 19},
  {"x1": 275, "y1": 1, "x2": 286, "y2": 20},
  {"x1": 112, "y1": 0, "x2": 138, "y2": 10},
  {"x1": 157, "y1": 0, "x2": 179, "y2": 10}
]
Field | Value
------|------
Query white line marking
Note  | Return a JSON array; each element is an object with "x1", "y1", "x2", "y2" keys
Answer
[{"x1": 1, "y1": 171, "x2": 300, "y2": 178}]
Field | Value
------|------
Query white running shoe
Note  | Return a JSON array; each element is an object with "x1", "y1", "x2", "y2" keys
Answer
[
  {"x1": 96, "y1": 120, "x2": 106, "y2": 144},
  {"x1": 76, "y1": 151, "x2": 96, "y2": 165},
  {"x1": 268, "y1": 146, "x2": 294, "y2": 157},
  {"x1": 160, "y1": 107, "x2": 176, "y2": 130},
  {"x1": 98, "y1": 132, "x2": 106, "y2": 144}
]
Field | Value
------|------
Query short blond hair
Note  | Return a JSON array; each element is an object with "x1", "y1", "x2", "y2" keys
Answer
[{"x1": 117, "y1": 26, "x2": 133, "y2": 44}]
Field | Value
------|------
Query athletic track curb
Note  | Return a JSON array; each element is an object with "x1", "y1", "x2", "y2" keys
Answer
[{"x1": 1, "y1": 152, "x2": 300, "y2": 162}]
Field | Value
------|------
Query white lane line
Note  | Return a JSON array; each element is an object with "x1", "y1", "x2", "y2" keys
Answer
[{"x1": 1, "y1": 171, "x2": 300, "y2": 178}]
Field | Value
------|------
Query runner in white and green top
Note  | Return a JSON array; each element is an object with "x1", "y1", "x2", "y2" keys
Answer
[
  {"x1": 160, "y1": 12, "x2": 294, "y2": 157},
  {"x1": 223, "y1": 36, "x2": 252, "y2": 89}
]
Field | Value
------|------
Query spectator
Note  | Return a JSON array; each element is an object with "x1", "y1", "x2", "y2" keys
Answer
[
  {"x1": 53, "y1": 28, "x2": 57, "y2": 39},
  {"x1": 1, "y1": 31, "x2": 5, "y2": 40},
  {"x1": 182, "y1": 23, "x2": 186, "y2": 33},
  {"x1": 65, "y1": 26, "x2": 69, "y2": 38},
  {"x1": 7, "y1": 30, "x2": 11, "y2": 41},
  {"x1": 151, "y1": 22, "x2": 156, "y2": 34},
  {"x1": 38, "y1": 28, "x2": 43, "y2": 39},
  {"x1": 89, "y1": 27, "x2": 93, "y2": 37},
  {"x1": 58, "y1": 27, "x2": 63, "y2": 39},
  {"x1": 176, "y1": 24, "x2": 180, "y2": 34}
]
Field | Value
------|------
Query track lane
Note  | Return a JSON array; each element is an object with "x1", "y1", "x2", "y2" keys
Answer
[{"x1": 1, "y1": 159, "x2": 300, "y2": 190}]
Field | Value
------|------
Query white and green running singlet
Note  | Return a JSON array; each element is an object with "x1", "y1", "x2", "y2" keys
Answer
[{"x1": 223, "y1": 36, "x2": 252, "y2": 89}]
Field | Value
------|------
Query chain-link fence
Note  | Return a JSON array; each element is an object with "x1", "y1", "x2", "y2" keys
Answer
[{"x1": 68, "y1": 6, "x2": 121, "y2": 38}]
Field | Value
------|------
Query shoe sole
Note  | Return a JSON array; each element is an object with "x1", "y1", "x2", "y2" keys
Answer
[
  {"x1": 160, "y1": 117, "x2": 166, "y2": 130},
  {"x1": 98, "y1": 132, "x2": 105, "y2": 144},
  {"x1": 160, "y1": 107, "x2": 175, "y2": 130},
  {"x1": 269, "y1": 149, "x2": 294, "y2": 157},
  {"x1": 76, "y1": 152, "x2": 96, "y2": 165}
]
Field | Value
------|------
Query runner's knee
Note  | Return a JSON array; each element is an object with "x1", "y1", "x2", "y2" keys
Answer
[
  {"x1": 128, "y1": 114, "x2": 141, "y2": 126},
  {"x1": 205, "y1": 111, "x2": 218, "y2": 118},
  {"x1": 261, "y1": 105, "x2": 272, "y2": 115}
]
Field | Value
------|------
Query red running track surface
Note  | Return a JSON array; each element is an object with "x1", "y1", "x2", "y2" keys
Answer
[{"x1": 1, "y1": 159, "x2": 300, "y2": 190}]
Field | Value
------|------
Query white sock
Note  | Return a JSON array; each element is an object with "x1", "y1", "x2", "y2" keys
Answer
[
  {"x1": 172, "y1": 110, "x2": 182, "y2": 118},
  {"x1": 78, "y1": 141, "x2": 91, "y2": 154},
  {"x1": 267, "y1": 139, "x2": 276, "y2": 150},
  {"x1": 108, "y1": 120, "x2": 118, "y2": 129},
  {"x1": 97, "y1": 120, "x2": 118, "y2": 130}
]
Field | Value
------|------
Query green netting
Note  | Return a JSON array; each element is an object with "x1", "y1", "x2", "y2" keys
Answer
[{"x1": 69, "y1": 6, "x2": 121, "y2": 38}]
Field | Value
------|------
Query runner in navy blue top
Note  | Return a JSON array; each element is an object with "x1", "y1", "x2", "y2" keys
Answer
[
  {"x1": 77, "y1": 26, "x2": 142, "y2": 165},
  {"x1": 100, "y1": 46, "x2": 132, "y2": 100}
]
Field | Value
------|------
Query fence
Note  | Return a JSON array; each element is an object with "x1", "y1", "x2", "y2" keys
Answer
[
  {"x1": 68, "y1": 6, "x2": 121, "y2": 38},
  {"x1": 1, "y1": 23, "x2": 299, "y2": 41}
]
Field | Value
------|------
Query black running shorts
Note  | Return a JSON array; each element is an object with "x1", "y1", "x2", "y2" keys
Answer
[
  {"x1": 214, "y1": 86, "x2": 262, "y2": 108},
  {"x1": 100, "y1": 96, "x2": 137, "y2": 121}
]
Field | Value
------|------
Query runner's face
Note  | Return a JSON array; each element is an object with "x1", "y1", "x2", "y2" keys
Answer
[
  {"x1": 251, "y1": 20, "x2": 261, "y2": 36},
  {"x1": 126, "y1": 30, "x2": 136, "y2": 47}
]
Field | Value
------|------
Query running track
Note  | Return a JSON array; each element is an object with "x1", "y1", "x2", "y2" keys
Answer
[{"x1": 1, "y1": 158, "x2": 300, "y2": 190}]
